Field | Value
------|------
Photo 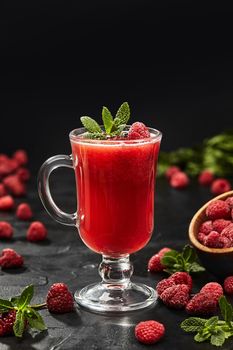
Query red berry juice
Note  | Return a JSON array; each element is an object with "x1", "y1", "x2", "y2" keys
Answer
[{"x1": 71, "y1": 131, "x2": 161, "y2": 257}]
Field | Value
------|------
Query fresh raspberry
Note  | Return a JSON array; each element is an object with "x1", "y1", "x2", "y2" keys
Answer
[
  {"x1": 232, "y1": 208, "x2": 233, "y2": 220},
  {"x1": 46, "y1": 283, "x2": 74, "y2": 313},
  {"x1": 160, "y1": 284, "x2": 190, "y2": 309},
  {"x1": 199, "y1": 220, "x2": 213, "y2": 235},
  {"x1": 226, "y1": 196, "x2": 233, "y2": 209},
  {"x1": 26, "y1": 221, "x2": 47, "y2": 242},
  {"x1": 204, "y1": 231, "x2": 224, "y2": 248},
  {"x1": 135, "y1": 320, "x2": 165, "y2": 345},
  {"x1": 0, "y1": 183, "x2": 7, "y2": 197},
  {"x1": 200, "y1": 282, "x2": 223, "y2": 303},
  {"x1": 0, "y1": 222, "x2": 13, "y2": 239},
  {"x1": 218, "y1": 235, "x2": 232, "y2": 248},
  {"x1": 3, "y1": 175, "x2": 26, "y2": 197},
  {"x1": 13, "y1": 150, "x2": 28, "y2": 166},
  {"x1": 186, "y1": 292, "x2": 217, "y2": 315},
  {"x1": 16, "y1": 168, "x2": 30, "y2": 182},
  {"x1": 170, "y1": 172, "x2": 190, "y2": 189},
  {"x1": 0, "y1": 195, "x2": 15, "y2": 211},
  {"x1": 0, "y1": 160, "x2": 13, "y2": 177},
  {"x1": 223, "y1": 276, "x2": 233, "y2": 294},
  {"x1": 169, "y1": 272, "x2": 192, "y2": 291},
  {"x1": 206, "y1": 200, "x2": 230, "y2": 220},
  {"x1": 0, "y1": 248, "x2": 24, "y2": 268},
  {"x1": 0, "y1": 310, "x2": 16, "y2": 336},
  {"x1": 16, "y1": 203, "x2": 33, "y2": 221},
  {"x1": 165, "y1": 166, "x2": 181, "y2": 180},
  {"x1": 221, "y1": 223, "x2": 233, "y2": 242},
  {"x1": 198, "y1": 170, "x2": 214, "y2": 186},
  {"x1": 212, "y1": 219, "x2": 231, "y2": 233},
  {"x1": 128, "y1": 122, "x2": 150, "y2": 140},
  {"x1": 211, "y1": 179, "x2": 232, "y2": 195},
  {"x1": 197, "y1": 232, "x2": 206, "y2": 244},
  {"x1": 158, "y1": 247, "x2": 171, "y2": 258},
  {"x1": 148, "y1": 254, "x2": 163, "y2": 272},
  {"x1": 0, "y1": 154, "x2": 8, "y2": 163},
  {"x1": 156, "y1": 278, "x2": 175, "y2": 296}
]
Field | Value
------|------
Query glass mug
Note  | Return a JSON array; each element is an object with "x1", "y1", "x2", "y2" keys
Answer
[{"x1": 38, "y1": 126, "x2": 162, "y2": 313}]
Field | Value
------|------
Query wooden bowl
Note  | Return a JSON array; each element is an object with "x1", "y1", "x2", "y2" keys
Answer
[{"x1": 189, "y1": 190, "x2": 233, "y2": 278}]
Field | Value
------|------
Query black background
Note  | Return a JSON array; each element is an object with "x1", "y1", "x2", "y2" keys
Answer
[{"x1": 1, "y1": 0, "x2": 232, "y2": 171}]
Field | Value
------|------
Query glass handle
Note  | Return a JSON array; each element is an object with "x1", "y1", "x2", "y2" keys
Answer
[{"x1": 38, "y1": 154, "x2": 77, "y2": 226}]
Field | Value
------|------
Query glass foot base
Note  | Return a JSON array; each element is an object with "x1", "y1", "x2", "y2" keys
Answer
[{"x1": 74, "y1": 282, "x2": 157, "y2": 313}]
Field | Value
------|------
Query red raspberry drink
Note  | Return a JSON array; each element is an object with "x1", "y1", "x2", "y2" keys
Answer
[
  {"x1": 71, "y1": 130, "x2": 161, "y2": 256},
  {"x1": 38, "y1": 118, "x2": 162, "y2": 313}
]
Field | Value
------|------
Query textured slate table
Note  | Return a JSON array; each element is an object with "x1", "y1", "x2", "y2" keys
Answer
[{"x1": 0, "y1": 173, "x2": 229, "y2": 350}]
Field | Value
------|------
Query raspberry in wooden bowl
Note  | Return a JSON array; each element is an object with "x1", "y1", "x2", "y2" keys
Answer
[{"x1": 189, "y1": 190, "x2": 233, "y2": 277}]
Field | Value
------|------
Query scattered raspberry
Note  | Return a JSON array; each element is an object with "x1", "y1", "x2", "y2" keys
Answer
[
  {"x1": 27, "y1": 221, "x2": 47, "y2": 242},
  {"x1": 211, "y1": 179, "x2": 232, "y2": 195},
  {"x1": 160, "y1": 284, "x2": 190, "y2": 309},
  {"x1": 165, "y1": 166, "x2": 181, "y2": 180},
  {"x1": 197, "y1": 232, "x2": 206, "y2": 244},
  {"x1": 198, "y1": 170, "x2": 214, "y2": 186},
  {"x1": 128, "y1": 122, "x2": 150, "y2": 140},
  {"x1": 221, "y1": 223, "x2": 233, "y2": 242},
  {"x1": 158, "y1": 247, "x2": 171, "y2": 258},
  {"x1": 0, "y1": 310, "x2": 16, "y2": 336},
  {"x1": 156, "y1": 278, "x2": 175, "y2": 296},
  {"x1": 206, "y1": 200, "x2": 230, "y2": 220},
  {"x1": 0, "y1": 195, "x2": 14, "y2": 211},
  {"x1": 170, "y1": 172, "x2": 190, "y2": 189},
  {"x1": 3, "y1": 175, "x2": 26, "y2": 197},
  {"x1": 0, "y1": 184, "x2": 7, "y2": 197},
  {"x1": 148, "y1": 254, "x2": 163, "y2": 272},
  {"x1": 169, "y1": 272, "x2": 192, "y2": 291},
  {"x1": 199, "y1": 221, "x2": 213, "y2": 235},
  {"x1": 200, "y1": 282, "x2": 223, "y2": 303},
  {"x1": 224, "y1": 276, "x2": 233, "y2": 295},
  {"x1": 0, "y1": 248, "x2": 24, "y2": 268},
  {"x1": 226, "y1": 196, "x2": 233, "y2": 209},
  {"x1": 212, "y1": 219, "x2": 231, "y2": 233},
  {"x1": 186, "y1": 292, "x2": 217, "y2": 315},
  {"x1": 13, "y1": 150, "x2": 28, "y2": 166},
  {"x1": 16, "y1": 203, "x2": 33, "y2": 221},
  {"x1": 0, "y1": 154, "x2": 8, "y2": 163},
  {"x1": 205, "y1": 231, "x2": 224, "y2": 248},
  {"x1": 135, "y1": 320, "x2": 165, "y2": 345},
  {"x1": 46, "y1": 283, "x2": 74, "y2": 313},
  {"x1": 0, "y1": 222, "x2": 13, "y2": 239},
  {"x1": 16, "y1": 168, "x2": 30, "y2": 182}
]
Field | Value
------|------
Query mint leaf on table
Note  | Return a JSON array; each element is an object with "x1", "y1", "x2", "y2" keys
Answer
[
  {"x1": 102, "y1": 106, "x2": 113, "y2": 134},
  {"x1": 26, "y1": 307, "x2": 47, "y2": 331},
  {"x1": 161, "y1": 245, "x2": 205, "y2": 275},
  {"x1": 16, "y1": 284, "x2": 34, "y2": 310},
  {"x1": 80, "y1": 116, "x2": 102, "y2": 133},
  {"x1": 0, "y1": 298, "x2": 14, "y2": 310},
  {"x1": 181, "y1": 297, "x2": 233, "y2": 347},
  {"x1": 13, "y1": 310, "x2": 26, "y2": 338}
]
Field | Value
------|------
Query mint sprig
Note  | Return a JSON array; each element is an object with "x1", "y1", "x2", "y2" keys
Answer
[
  {"x1": 80, "y1": 102, "x2": 130, "y2": 139},
  {"x1": 0, "y1": 285, "x2": 47, "y2": 338},
  {"x1": 161, "y1": 245, "x2": 205, "y2": 274},
  {"x1": 181, "y1": 296, "x2": 233, "y2": 347}
]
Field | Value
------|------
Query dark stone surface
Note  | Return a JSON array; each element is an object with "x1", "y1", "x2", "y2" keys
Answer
[{"x1": 0, "y1": 174, "x2": 231, "y2": 350}]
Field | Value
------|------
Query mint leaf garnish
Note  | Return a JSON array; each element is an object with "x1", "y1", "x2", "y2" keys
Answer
[
  {"x1": 13, "y1": 310, "x2": 26, "y2": 338},
  {"x1": 80, "y1": 116, "x2": 102, "y2": 133},
  {"x1": 161, "y1": 245, "x2": 205, "y2": 275},
  {"x1": 80, "y1": 102, "x2": 130, "y2": 139},
  {"x1": 26, "y1": 307, "x2": 47, "y2": 331},
  {"x1": 181, "y1": 317, "x2": 206, "y2": 332},
  {"x1": 219, "y1": 296, "x2": 233, "y2": 326},
  {"x1": 102, "y1": 106, "x2": 113, "y2": 134},
  {"x1": 114, "y1": 102, "x2": 130, "y2": 127},
  {"x1": 211, "y1": 329, "x2": 226, "y2": 346}
]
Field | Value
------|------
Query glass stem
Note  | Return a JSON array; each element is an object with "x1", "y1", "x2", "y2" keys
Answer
[{"x1": 98, "y1": 255, "x2": 133, "y2": 289}]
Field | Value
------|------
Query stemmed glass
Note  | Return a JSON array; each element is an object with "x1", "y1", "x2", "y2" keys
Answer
[{"x1": 38, "y1": 126, "x2": 162, "y2": 313}]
